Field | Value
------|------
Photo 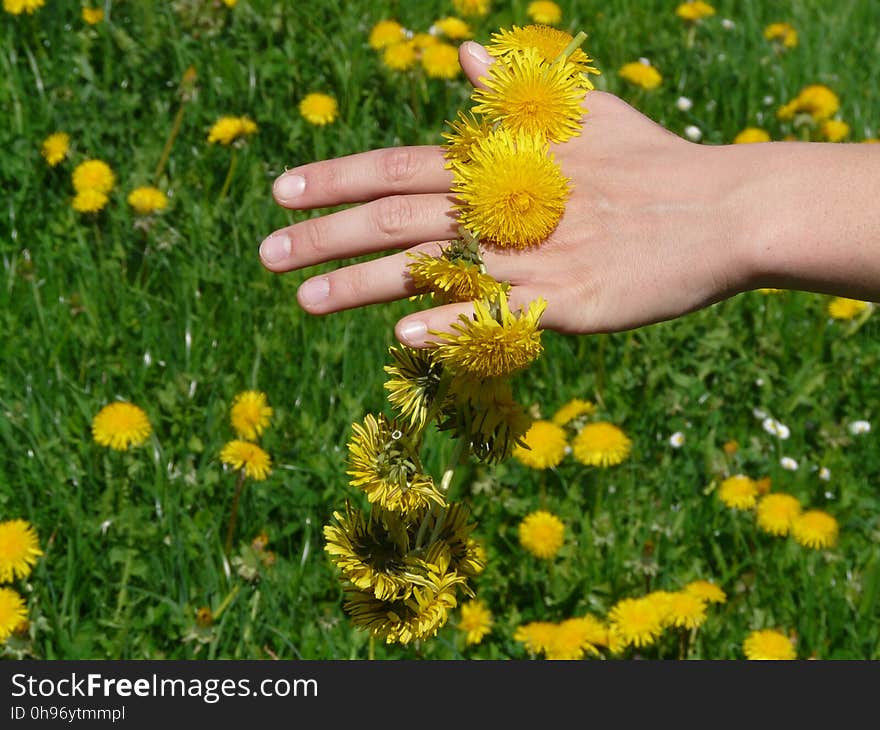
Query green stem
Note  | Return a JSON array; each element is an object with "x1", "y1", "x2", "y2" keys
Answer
[
  {"x1": 224, "y1": 470, "x2": 247, "y2": 555},
  {"x1": 553, "y1": 31, "x2": 588, "y2": 64},
  {"x1": 154, "y1": 102, "x2": 187, "y2": 184},
  {"x1": 218, "y1": 148, "x2": 238, "y2": 202}
]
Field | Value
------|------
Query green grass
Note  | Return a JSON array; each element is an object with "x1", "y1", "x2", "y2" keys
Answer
[{"x1": 1, "y1": 0, "x2": 878, "y2": 660}]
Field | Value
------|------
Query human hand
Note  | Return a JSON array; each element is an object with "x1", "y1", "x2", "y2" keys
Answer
[{"x1": 259, "y1": 41, "x2": 754, "y2": 347}]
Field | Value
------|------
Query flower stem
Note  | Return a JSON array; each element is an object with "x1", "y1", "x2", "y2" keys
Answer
[
  {"x1": 218, "y1": 148, "x2": 238, "y2": 202},
  {"x1": 224, "y1": 470, "x2": 247, "y2": 555},
  {"x1": 154, "y1": 103, "x2": 187, "y2": 184},
  {"x1": 554, "y1": 31, "x2": 588, "y2": 64}
]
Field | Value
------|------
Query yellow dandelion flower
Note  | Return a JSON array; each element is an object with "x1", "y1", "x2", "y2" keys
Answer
[
  {"x1": 487, "y1": 25, "x2": 600, "y2": 81},
  {"x1": 551, "y1": 398, "x2": 595, "y2": 426},
  {"x1": 369, "y1": 19, "x2": 406, "y2": 50},
  {"x1": 3, "y1": 0, "x2": 44, "y2": 15},
  {"x1": 230, "y1": 390, "x2": 273, "y2": 441},
  {"x1": 514, "y1": 620, "x2": 558, "y2": 655},
  {"x1": 756, "y1": 493, "x2": 802, "y2": 537},
  {"x1": 72, "y1": 189, "x2": 109, "y2": 214},
  {"x1": 545, "y1": 617, "x2": 603, "y2": 660},
  {"x1": 683, "y1": 580, "x2": 726, "y2": 604},
  {"x1": 792, "y1": 510, "x2": 839, "y2": 550},
  {"x1": 452, "y1": 0, "x2": 490, "y2": 17},
  {"x1": 382, "y1": 41, "x2": 418, "y2": 71},
  {"x1": 442, "y1": 111, "x2": 496, "y2": 166},
  {"x1": 828, "y1": 297, "x2": 869, "y2": 320},
  {"x1": 0, "y1": 587, "x2": 27, "y2": 643},
  {"x1": 863, "y1": 138, "x2": 880, "y2": 144},
  {"x1": 220, "y1": 440, "x2": 272, "y2": 481},
  {"x1": 513, "y1": 419, "x2": 567, "y2": 470},
  {"x1": 207, "y1": 115, "x2": 258, "y2": 145},
  {"x1": 412, "y1": 33, "x2": 439, "y2": 50},
  {"x1": 407, "y1": 251, "x2": 504, "y2": 304},
  {"x1": 41, "y1": 132, "x2": 69, "y2": 166},
  {"x1": 664, "y1": 591, "x2": 708, "y2": 630},
  {"x1": 675, "y1": 1, "x2": 715, "y2": 22},
  {"x1": 571, "y1": 421, "x2": 632, "y2": 467},
  {"x1": 644, "y1": 590, "x2": 675, "y2": 626},
  {"x1": 72, "y1": 159, "x2": 115, "y2": 194},
  {"x1": 764, "y1": 22, "x2": 798, "y2": 49},
  {"x1": 91, "y1": 402, "x2": 152, "y2": 451},
  {"x1": 518, "y1": 510, "x2": 564, "y2": 559},
  {"x1": 421, "y1": 42, "x2": 461, "y2": 79},
  {"x1": 432, "y1": 295, "x2": 546, "y2": 379},
  {"x1": 0, "y1": 520, "x2": 43, "y2": 583},
  {"x1": 619, "y1": 61, "x2": 662, "y2": 90},
  {"x1": 717, "y1": 474, "x2": 758, "y2": 510},
  {"x1": 221, "y1": 0, "x2": 237, "y2": 6},
  {"x1": 743, "y1": 628, "x2": 796, "y2": 660},
  {"x1": 383, "y1": 345, "x2": 446, "y2": 432},
  {"x1": 126, "y1": 186, "x2": 168, "y2": 216},
  {"x1": 432, "y1": 16, "x2": 472, "y2": 40},
  {"x1": 733, "y1": 127, "x2": 771, "y2": 144},
  {"x1": 451, "y1": 127, "x2": 570, "y2": 249},
  {"x1": 527, "y1": 1, "x2": 562, "y2": 26},
  {"x1": 821, "y1": 119, "x2": 850, "y2": 142},
  {"x1": 608, "y1": 596, "x2": 664, "y2": 649},
  {"x1": 777, "y1": 84, "x2": 839, "y2": 122},
  {"x1": 299, "y1": 93, "x2": 338, "y2": 126},
  {"x1": 82, "y1": 6, "x2": 103, "y2": 23},
  {"x1": 472, "y1": 47, "x2": 588, "y2": 144},
  {"x1": 458, "y1": 599, "x2": 493, "y2": 645}
]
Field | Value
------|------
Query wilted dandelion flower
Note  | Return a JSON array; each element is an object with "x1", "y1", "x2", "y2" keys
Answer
[
  {"x1": 383, "y1": 345, "x2": 445, "y2": 432},
  {"x1": 72, "y1": 189, "x2": 110, "y2": 214},
  {"x1": 432, "y1": 16, "x2": 472, "y2": 40},
  {"x1": 487, "y1": 25, "x2": 600, "y2": 79},
  {"x1": 743, "y1": 629, "x2": 796, "y2": 660},
  {"x1": 526, "y1": 1, "x2": 562, "y2": 25},
  {"x1": 607, "y1": 596, "x2": 664, "y2": 649},
  {"x1": 792, "y1": 510, "x2": 838, "y2": 550},
  {"x1": 127, "y1": 186, "x2": 168, "y2": 215},
  {"x1": 471, "y1": 47, "x2": 589, "y2": 144},
  {"x1": 0, "y1": 520, "x2": 43, "y2": 583},
  {"x1": 368, "y1": 19, "x2": 406, "y2": 50},
  {"x1": 665, "y1": 591, "x2": 708, "y2": 630},
  {"x1": 299, "y1": 93, "x2": 338, "y2": 126},
  {"x1": 82, "y1": 6, "x2": 103, "y2": 23},
  {"x1": 407, "y1": 250, "x2": 503, "y2": 304},
  {"x1": 92, "y1": 402, "x2": 152, "y2": 451},
  {"x1": 683, "y1": 580, "x2": 726, "y2": 604},
  {"x1": 421, "y1": 42, "x2": 461, "y2": 79},
  {"x1": 207, "y1": 115, "x2": 258, "y2": 144},
  {"x1": 734, "y1": 127, "x2": 771, "y2": 144},
  {"x1": 518, "y1": 510, "x2": 564, "y2": 559},
  {"x1": 821, "y1": 119, "x2": 850, "y2": 142},
  {"x1": 571, "y1": 421, "x2": 632, "y2": 467},
  {"x1": 451, "y1": 127, "x2": 570, "y2": 248},
  {"x1": 828, "y1": 297, "x2": 869, "y2": 320},
  {"x1": 72, "y1": 159, "x2": 115, "y2": 194},
  {"x1": 220, "y1": 440, "x2": 272, "y2": 481},
  {"x1": 0, "y1": 587, "x2": 27, "y2": 643},
  {"x1": 756, "y1": 493, "x2": 802, "y2": 537},
  {"x1": 452, "y1": 0, "x2": 490, "y2": 17},
  {"x1": 552, "y1": 398, "x2": 595, "y2": 427},
  {"x1": 382, "y1": 41, "x2": 418, "y2": 71},
  {"x1": 513, "y1": 420, "x2": 567, "y2": 469},
  {"x1": 848, "y1": 420, "x2": 871, "y2": 435},
  {"x1": 230, "y1": 390, "x2": 273, "y2": 441},
  {"x1": 717, "y1": 474, "x2": 758, "y2": 510},
  {"x1": 3, "y1": 0, "x2": 44, "y2": 15},
  {"x1": 619, "y1": 60, "x2": 662, "y2": 90},
  {"x1": 764, "y1": 22, "x2": 798, "y2": 49},
  {"x1": 777, "y1": 84, "x2": 839, "y2": 122},
  {"x1": 41, "y1": 132, "x2": 69, "y2": 166},
  {"x1": 675, "y1": 1, "x2": 715, "y2": 21},
  {"x1": 458, "y1": 599, "x2": 493, "y2": 645}
]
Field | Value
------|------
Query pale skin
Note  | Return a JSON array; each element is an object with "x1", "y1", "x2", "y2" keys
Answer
[{"x1": 259, "y1": 42, "x2": 880, "y2": 347}]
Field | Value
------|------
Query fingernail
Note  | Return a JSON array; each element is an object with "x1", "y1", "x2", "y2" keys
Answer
[
  {"x1": 464, "y1": 41, "x2": 493, "y2": 65},
  {"x1": 398, "y1": 320, "x2": 427, "y2": 346},
  {"x1": 259, "y1": 232, "x2": 290, "y2": 264},
  {"x1": 274, "y1": 174, "x2": 305, "y2": 202},
  {"x1": 298, "y1": 277, "x2": 330, "y2": 307}
]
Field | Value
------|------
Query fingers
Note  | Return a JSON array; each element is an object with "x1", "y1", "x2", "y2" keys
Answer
[
  {"x1": 259, "y1": 193, "x2": 459, "y2": 272},
  {"x1": 458, "y1": 41, "x2": 494, "y2": 90},
  {"x1": 272, "y1": 146, "x2": 452, "y2": 210}
]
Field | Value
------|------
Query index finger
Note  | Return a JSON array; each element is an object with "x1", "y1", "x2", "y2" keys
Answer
[{"x1": 273, "y1": 145, "x2": 453, "y2": 210}]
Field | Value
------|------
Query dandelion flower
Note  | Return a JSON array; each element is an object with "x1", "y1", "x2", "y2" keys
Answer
[
  {"x1": 518, "y1": 510, "x2": 564, "y2": 559},
  {"x1": 828, "y1": 297, "x2": 869, "y2": 320},
  {"x1": 664, "y1": 591, "x2": 708, "y2": 630},
  {"x1": 432, "y1": 295, "x2": 546, "y2": 378},
  {"x1": 207, "y1": 115, "x2": 258, "y2": 145},
  {"x1": 526, "y1": 1, "x2": 562, "y2": 26},
  {"x1": 72, "y1": 189, "x2": 110, "y2": 214},
  {"x1": 452, "y1": 0, "x2": 490, "y2": 17},
  {"x1": 3, "y1": 0, "x2": 44, "y2": 15},
  {"x1": 513, "y1": 420, "x2": 567, "y2": 470},
  {"x1": 382, "y1": 41, "x2": 418, "y2": 71},
  {"x1": 407, "y1": 250, "x2": 503, "y2": 304},
  {"x1": 41, "y1": 132, "x2": 69, "y2": 166},
  {"x1": 0, "y1": 587, "x2": 27, "y2": 643},
  {"x1": 717, "y1": 474, "x2": 758, "y2": 510},
  {"x1": 451, "y1": 127, "x2": 570, "y2": 248},
  {"x1": 72, "y1": 159, "x2": 115, "y2": 194},
  {"x1": 683, "y1": 580, "x2": 726, "y2": 604},
  {"x1": 545, "y1": 617, "x2": 603, "y2": 660},
  {"x1": 551, "y1": 398, "x2": 595, "y2": 427},
  {"x1": 756, "y1": 493, "x2": 802, "y2": 537},
  {"x1": 608, "y1": 596, "x2": 664, "y2": 649},
  {"x1": 458, "y1": 599, "x2": 493, "y2": 645},
  {"x1": 299, "y1": 93, "x2": 338, "y2": 126},
  {"x1": 383, "y1": 345, "x2": 446, "y2": 431},
  {"x1": 821, "y1": 119, "x2": 850, "y2": 142},
  {"x1": 514, "y1": 620, "x2": 558, "y2": 655},
  {"x1": 792, "y1": 510, "x2": 838, "y2": 550},
  {"x1": 472, "y1": 48, "x2": 588, "y2": 144},
  {"x1": 743, "y1": 628, "x2": 796, "y2": 660},
  {"x1": 571, "y1": 421, "x2": 632, "y2": 467},
  {"x1": 0, "y1": 520, "x2": 43, "y2": 583},
  {"x1": 764, "y1": 22, "x2": 798, "y2": 49},
  {"x1": 369, "y1": 19, "x2": 406, "y2": 50},
  {"x1": 487, "y1": 25, "x2": 600, "y2": 80},
  {"x1": 777, "y1": 84, "x2": 839, "y2": 122},
  {"x1": 82, "y1": 6, "x2": 103, "y2": 23},
  {"x1": 220, "y1": 440, "x2": 272, "y2": 481},
  {"x1": 127, "y1": 186, "x2": 168, "y2": 216},
  {"x1": 675, "y1": 1, "x2": 715, "y2": 21},
  {"x1": 619, "y1": 61, "x2": 662, "y2": 90},
  {"x1": 733, "y1": 127, "x2": 771, "y2": 144},
  {"x1": 432, "y1": 16, "x2": 472, "y2": 40},
  {"x1": 91, "y1": 402, "x2": 152, "y2": 451},
  {"x1": 412, "y1": 33, "x2": 439, "y2": 51},
  {"x1": 230, "y1": 390, "x2": 273, "y2": 441},
  {"x1": 421, "y1": 42, "x2": 461, "y2": 79}
]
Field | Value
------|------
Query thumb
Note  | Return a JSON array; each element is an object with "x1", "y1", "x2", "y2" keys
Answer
[{"x1": 458, "y1": 41, "x2": 495, "y2": 90}]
